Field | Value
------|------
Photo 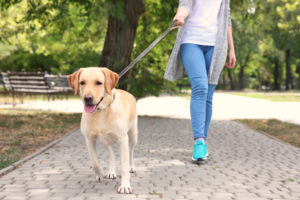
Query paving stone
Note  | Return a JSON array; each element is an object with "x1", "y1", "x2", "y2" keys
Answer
[
  {"x1": 27, "y1": 195, "x2": 52, "y2": 200},
  {"x1": 67, "y1": 197, "x2": 85, "y2": 200},
  {"x1": 3, "y1": 197, "x2": 27, "y2": 200}
]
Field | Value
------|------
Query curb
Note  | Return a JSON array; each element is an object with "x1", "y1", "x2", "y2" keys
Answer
[{"x1": 0, "y1": 127, "x2": 80, "y2": 177}]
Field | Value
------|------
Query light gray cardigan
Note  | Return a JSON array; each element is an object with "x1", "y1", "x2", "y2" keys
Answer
[{"x1": 164, "y1": 0, "x2": 232, "y2": 84}]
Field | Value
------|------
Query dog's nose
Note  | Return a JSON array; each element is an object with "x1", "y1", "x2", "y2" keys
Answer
[{"x1": 84, "y1": 94, "x2": 93, "y2": 104}]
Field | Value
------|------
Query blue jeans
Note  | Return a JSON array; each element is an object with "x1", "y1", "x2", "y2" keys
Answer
[{"x1": 180, "y1": 43, "x2": 216, "y2": 140}]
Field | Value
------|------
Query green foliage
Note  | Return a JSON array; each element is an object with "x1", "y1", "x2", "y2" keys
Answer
[
  {"x1": 220, "y1": 0, "x2": 300, "y2": 91},
  {"x1": 0, "y1": 0, "x2": 107, "y2": 74},
  {"x1": 126, "y1": 0, "x2": 179, "y2": 98},
  {"x1": 0, "y1": 48, "x2": 59, "y2": 72},
  {"x1": 0, "y1": 0, "x2": 299, "y2": 98}
]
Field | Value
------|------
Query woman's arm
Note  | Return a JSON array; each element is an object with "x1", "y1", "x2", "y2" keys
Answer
[
  {"x1": 226, "y1": 23, "x2": 236, "y2": 69},
  {"x1": 226, "y1": 1, "x2": 236, "y2": 68}
]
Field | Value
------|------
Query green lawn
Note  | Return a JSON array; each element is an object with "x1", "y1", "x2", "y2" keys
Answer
[
  {"x1": 0, "y1": 92, "x2": 80, "y2": 104},
  {"x1": 230, "y1": 92, "x2": 300, "y2": 102},
  {"x1": 179, "y1": 90, "x2": 300, "y2": 102}
]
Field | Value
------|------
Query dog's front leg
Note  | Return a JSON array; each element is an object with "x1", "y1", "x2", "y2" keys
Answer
[
  {"x1": 85, "y1": 137, "x2": 103, "y2": 182},
  {"x1": 103, "y1": 144, "x2": 116, "y2": 179},
  {"x1": 118, "y1": 135, "x2": 132, "y2": 194}
]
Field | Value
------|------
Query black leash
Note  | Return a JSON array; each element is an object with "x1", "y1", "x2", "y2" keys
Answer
[{"x1": 119, "y1": 21, "x2": 177, "y2": 78}]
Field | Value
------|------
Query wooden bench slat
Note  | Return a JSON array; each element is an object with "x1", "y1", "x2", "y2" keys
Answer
[
  {"x1": 10, "y1": 80, "x2": 46, "y2": 85},
  {"x1": 9, "y1": 76, "x2": 45, "y2": 80},
  {"x1": 11, "y1": 85, "x2": 49, "y2": 89},
  {"x1": 52, "y1": 87, "x2": 72, "y2": 92},
  {"x1": 13, "y1": 89, "x2": 61, "y2": 94},
  {"x1": 8, "y1": 72, "x2": 44, "y2": 76}
]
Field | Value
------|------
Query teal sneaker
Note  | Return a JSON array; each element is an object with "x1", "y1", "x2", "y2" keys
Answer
[{"x1": 192, "y1": 140, "x2": 208, "y2": 161}]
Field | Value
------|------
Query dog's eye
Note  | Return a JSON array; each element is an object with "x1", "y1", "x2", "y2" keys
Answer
[
  {"x1": 80, "y1": 81, "x2": 85, "y2": 85},
  {"x1": 96, "y1": 81, "x2": 102, "y2": 85}
]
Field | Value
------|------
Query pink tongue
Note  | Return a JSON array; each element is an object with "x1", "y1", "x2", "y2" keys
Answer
[{"x1": 84, "y1": 104, "x2": 97, "y2": 113}]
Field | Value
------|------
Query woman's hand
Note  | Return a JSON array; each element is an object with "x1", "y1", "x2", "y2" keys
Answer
[
  {"x1": 173, "y1": 7, "x2": 189, "y2": 26},
  {"x1": 226, "y1": 50, "x2": 236, "y2": 68}
]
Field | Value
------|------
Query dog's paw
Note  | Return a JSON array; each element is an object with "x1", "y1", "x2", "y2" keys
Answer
[
  {"x1": 129, "y1": 167, "x2": 136, "y2": 173},
  {"x1": 105, "y1": 170, "x2": 117, "y2": 179},
  {"x1": 118, "y1": 184, "x2": 132, "y2": 194},
  {"x1": 95, "y1": 175, "x2": 103, "y2": 182}
]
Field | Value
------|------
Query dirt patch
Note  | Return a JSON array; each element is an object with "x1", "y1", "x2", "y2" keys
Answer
[
  {"x1": 237, "y1": 119, "x2": 300, "y2": 148},
  {"x1": 0, "y1": 109, "x2": 81, "y2": 170}
]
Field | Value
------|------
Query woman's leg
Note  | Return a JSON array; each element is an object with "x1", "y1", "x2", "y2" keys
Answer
[
  {"x1": 180, "y1": 43, "x2": 208, "y2": 140},
  {"x1": 203, "y1": 46, "x2": 216, "y2": 140},
  {"x1": 204, "y1": 84, "x2": 216, "y2": 139}
]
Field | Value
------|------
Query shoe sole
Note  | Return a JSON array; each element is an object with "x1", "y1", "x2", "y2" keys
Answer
[{"x1": 192, "y1": 154, "x2": 208, "y2": 162}]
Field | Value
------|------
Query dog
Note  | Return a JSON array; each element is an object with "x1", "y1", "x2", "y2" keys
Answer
[{"x1": 68, "y1": 67, "x2": 138, "y2": 194}]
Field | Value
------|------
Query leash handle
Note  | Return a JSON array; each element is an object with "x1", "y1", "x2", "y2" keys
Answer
[{"x1": 119, "y1": 21, "x2": 177, "y2": 78}]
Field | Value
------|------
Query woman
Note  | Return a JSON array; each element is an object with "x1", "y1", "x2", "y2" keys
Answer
[{"x1": 164, "y1": 0, "x2": 236, "y2": 161}]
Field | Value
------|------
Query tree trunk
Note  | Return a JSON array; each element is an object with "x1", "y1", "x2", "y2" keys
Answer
[
  {"x1": 296, "y1": 64, "x2": 300, "y2": 90},
  {"x1": 237, "y1": 52, "x2": 250, "y2": 91},
  {"x1": 285, "y1": 49, "x2": 292, "y2": 90},
  {"x1": 273, "y1": 57, "x2": 280, "y2": 90},
  {"x1": 238, "y1": 65, "x2": 244, "y2": 90},
  {"x1": 99, "y1": 0, "x2": 145, "y2": 90},
  {"x1": 227, "y1": 68, "x2": 235, "y2": 90}
]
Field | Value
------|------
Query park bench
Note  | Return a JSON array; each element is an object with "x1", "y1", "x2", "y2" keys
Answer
[
  {"x1": 1, "y1": 72, "x2": 71, "y2": 104},
  {"x1": 44, "y1": 74, "x2": 72, "y2": 94}
]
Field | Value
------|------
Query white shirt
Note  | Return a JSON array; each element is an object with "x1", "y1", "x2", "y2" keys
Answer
[{"x1": 181, "y1": 0, "x2": 223, "y2": 46}]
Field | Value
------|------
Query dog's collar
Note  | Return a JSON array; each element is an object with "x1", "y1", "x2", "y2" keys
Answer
[
  {"x1": 96, "y1": 93, "x2": 116, "y2": 111},
  {"x1": 107, "y1": 93, "x2": 116, "y2": 108},
  {"x1": 96, "y1": 96, "x2": 104, "y2": 107}
]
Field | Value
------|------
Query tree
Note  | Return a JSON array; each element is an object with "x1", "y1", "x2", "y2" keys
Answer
[
  {"x1": 99, "y1": 0, "x2": 145, "y2": 90},
  {"x1": 265, "y1": 0, "x2": 300, "y2": 90},
  {"x1": 0, "y1": 0, "x2": 107, "y2": 73},
  {"x1": 126, "y1": 0, "x2": 178, "y2": 98},
  {"x1": 232, "y1": 12, "x2": 259, "y2": 90}
]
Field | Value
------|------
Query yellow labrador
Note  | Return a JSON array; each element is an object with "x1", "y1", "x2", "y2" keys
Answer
[{"x1": 68, "y1": 67, "x2": 137, "y2": 194}]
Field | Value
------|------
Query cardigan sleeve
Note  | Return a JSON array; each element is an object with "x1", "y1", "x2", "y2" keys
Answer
[
  {"x1": 179, "y1": 0, "x2": 191, "y2": 13},
  {"x1": 228, "y1": 1, "x2": 232, "y2": 26}
]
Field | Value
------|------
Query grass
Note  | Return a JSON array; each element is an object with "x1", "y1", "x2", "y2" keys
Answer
[
  {"x1": 178, "y1": 89, "x2": 300, "y2": 102},
  {"x1": 0, "y1": 109, "x2": 81, "y2": 170},
  {"x1": 0, "y1": 92, "x2": 80, "y2": 104},
  {"x1": 237, "y1": 119, "x2": 300, "y2": 148},
  {"x1": 231, "y1": 92, "x2": 300, "y2": 102}
]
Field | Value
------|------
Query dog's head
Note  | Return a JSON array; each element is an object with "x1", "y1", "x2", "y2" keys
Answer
[{"x1": 68, "y1": 67, "x2": 119, "y2": 113}]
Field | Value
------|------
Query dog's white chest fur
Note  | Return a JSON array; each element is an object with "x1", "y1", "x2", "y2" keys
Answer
[{"x1": 81, "y1": 108, "x2": 119, "y2": 141}]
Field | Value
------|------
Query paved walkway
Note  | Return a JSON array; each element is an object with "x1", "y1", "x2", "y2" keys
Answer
[
  {"x1": 0, "y1": 93, "x2": 300, "y2": 199},
  {"x1": 0, "y1": 121, "x2": 300, "y2": 199}
]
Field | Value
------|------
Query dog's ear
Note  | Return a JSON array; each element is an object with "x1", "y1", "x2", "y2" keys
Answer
[
  {"x1": 68, "y1": 68, "x2": 83, "y2": 95},
  {"x1": 100, "y1": 67, "x2": 119, "y2": 95}
]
